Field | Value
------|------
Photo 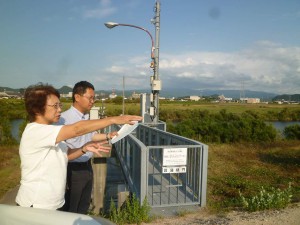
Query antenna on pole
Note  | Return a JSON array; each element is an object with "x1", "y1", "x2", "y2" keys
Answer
[{"x1": 150, "y1": 0, "x2": 161, "y2": 123}]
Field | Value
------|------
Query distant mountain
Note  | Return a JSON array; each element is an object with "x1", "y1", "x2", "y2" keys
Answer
[
  {"x1": 0, "y1": 87, "x2": 20, "y2": 92},
  {"x1": 0, "y1": 86, "x2": 292, "y2": 101},
  {"x1": 272, "y1": 94, "x2": 300, "y2": 102},
  {"x1": 58, "y1": 86, "x2": 73, "y2": 94}
]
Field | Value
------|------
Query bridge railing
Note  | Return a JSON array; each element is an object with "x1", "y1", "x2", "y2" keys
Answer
[{"x1": 111, "y1": 123, "x2": 208, "y2": 208}]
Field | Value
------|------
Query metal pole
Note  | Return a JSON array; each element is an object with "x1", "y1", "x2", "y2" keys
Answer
[
  {"x1": 104, "y1": 1, "x2": 161, "y2": 123},
  {"x1": 122, "y1": 76, "x2": 125, "y2": 115},
  {"x1": 152, "y1": 0, "x2": 161, "y2": 123}
]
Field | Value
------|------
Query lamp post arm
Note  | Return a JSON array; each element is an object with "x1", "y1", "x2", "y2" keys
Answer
[{"x1": 117, "y1": 23, "x2": 155, "y2": 59}]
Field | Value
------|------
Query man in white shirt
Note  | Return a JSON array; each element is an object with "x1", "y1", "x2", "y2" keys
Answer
[{"x1": 59, "y1": 81, "x2": 115, "y2": 214}]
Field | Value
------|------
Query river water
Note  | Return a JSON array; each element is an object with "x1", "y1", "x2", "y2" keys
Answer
[
  {"x1": 268, "y1": 121, "x2": 300, "y2": 135},
  {"x1": 11, "y1": 119, "x2": 24, "y2": 142}
]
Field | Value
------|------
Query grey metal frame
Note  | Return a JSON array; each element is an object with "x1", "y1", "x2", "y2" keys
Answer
[{"x1": 111, "y1": 123, "x2": 208, "y2": 208}]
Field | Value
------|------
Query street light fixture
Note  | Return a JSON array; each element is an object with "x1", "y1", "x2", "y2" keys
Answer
[
  {"x1": 104, "y1": 22, "x2": 155, "y2": 61},
  {"x1": 104, "y1": 1, "x2": 161, "y2": 124}
]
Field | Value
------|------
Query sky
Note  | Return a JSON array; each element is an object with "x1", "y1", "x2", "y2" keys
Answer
[{"x1": 0, "y1": 0, "x2": 300, "y2": 95}]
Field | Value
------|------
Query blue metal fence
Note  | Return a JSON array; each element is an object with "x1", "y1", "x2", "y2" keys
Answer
[{"x1": 111, "y1": 123, "x2": 208, "y2": 208}]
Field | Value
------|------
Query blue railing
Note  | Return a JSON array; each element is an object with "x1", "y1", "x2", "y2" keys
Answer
[{"x1": 111, "y1": 123, "x2": 208, "y2": 208}]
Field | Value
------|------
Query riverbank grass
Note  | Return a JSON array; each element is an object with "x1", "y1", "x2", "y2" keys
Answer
[
  {"x1": 0, "y1": 146, "x2": 20, "y2": 199},
  {"x1": 207, "y1": 141, "x2": 300, "y2": 212},
  {"x1": 0, "y1": 141, "x2": 299, "y2": 218}
]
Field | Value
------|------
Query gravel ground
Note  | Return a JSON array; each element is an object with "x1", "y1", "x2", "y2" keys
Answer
[{"x1": 144, "y1": 203, "x2": 300, "y2": 225}]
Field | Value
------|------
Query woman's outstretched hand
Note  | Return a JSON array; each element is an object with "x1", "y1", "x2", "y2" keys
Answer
[{"x1": 111, "y1": 115, "x2": 143, "y2": 125}]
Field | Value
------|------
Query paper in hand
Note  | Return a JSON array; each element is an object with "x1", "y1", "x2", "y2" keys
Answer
[{"x1": 111, "y1": 121, "x2": 139, "y2": 144}]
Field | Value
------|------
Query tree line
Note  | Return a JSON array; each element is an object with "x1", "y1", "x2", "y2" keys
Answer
[{"x1": 1, "y1": 99, "x2": 300, "y2": 146}]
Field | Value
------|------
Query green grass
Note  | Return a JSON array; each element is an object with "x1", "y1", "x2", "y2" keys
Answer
[
  {"x1": 91, "y1": 101, "x2": 300, "y2": 125},
  {"x1": 1, "y1": 141, "x2": 299, "y2": 213},
  {"x1": 3, "y1": 98, "x2": 299, "y2": 118},
  {"x1": 0, "y1": 146, "x2": 20, "y2": 199},
  {"x1": 159, "y1": 101, "x2": 300, "y2": 114},
  {"x1": 207, "y1": 141, "x2": 300, "y2": 212}
]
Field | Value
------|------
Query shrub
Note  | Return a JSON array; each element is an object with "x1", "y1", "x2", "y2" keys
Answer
[
  {"x1": 109, "y1": 194, "x2": 151, "y2": 225},
  {"x1": 168, "y1": 110, "x2": 277, "y2": 143},
  {"x1": 239, "y1": 183, "x2": 293, "y2": 212},
  {"x1": 283, "y1": 124, "x2": 300, "y2": 140}
]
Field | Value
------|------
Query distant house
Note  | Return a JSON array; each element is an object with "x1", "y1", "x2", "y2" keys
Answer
[
  {"x1": 189, "y1": 96, "x2": 201, "y2": 101},
  {"x1": 218, "y1": 94, "x2": 232, "y2": 102},
  {"x1": 131, "y1": 91, "x2": 141, "y2": 99},
  {"x1": 109, "y1": 89, "x2": 117, "y2": 99},
  {"x1": 0, "y1": 92, "x2": 9, "y2": 99},
  {"x1": 0, "y1": 91, "x2": 21, "y2": 99},
  {"x1": 60, "y1": 92, "x2": 72, "y2": 98},
  {"x1": 247, "y1": 98, "x2": 260, "y2": 103},
  {"x1": 240, "y1": 98, "x2": 260, "y2": 103}
]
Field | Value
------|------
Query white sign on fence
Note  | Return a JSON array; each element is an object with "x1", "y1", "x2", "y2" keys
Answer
[
  {"x1": 162, "y1": 166, "x2": 187, "y2": 174},
  {"x1": 163, "y1": 148, "x2": 187, "y2": 166}
]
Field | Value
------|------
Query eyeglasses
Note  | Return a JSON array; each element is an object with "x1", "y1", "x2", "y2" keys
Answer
[
  {"x1": 82, "y1": 95, "x2": 96, "y2": 102},
  {"x1": 47, "y1": 103, "x2": 63, "y2": 109}
]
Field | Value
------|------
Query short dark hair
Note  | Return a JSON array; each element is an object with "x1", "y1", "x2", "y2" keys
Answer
[
  {"x1": 24, "y1": 83, "x2": 60, "y2": 122},
  {"x1": 72, "y1": 81, "x2": 94, "y2": 102}
]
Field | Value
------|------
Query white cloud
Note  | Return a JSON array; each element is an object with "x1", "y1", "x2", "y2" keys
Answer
[
  {"x1": 163, "y1": 42, "x2": 299, "y2": 94},
  {"x1": 83, "y1": 0, "x2": 117, "y2": 19},
  {"x1": 105, "y1": 65, "x2": 126, "y2": 74},
  {"x1": 101, "y1": 41, "x2": 300, "y2": 94}
]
